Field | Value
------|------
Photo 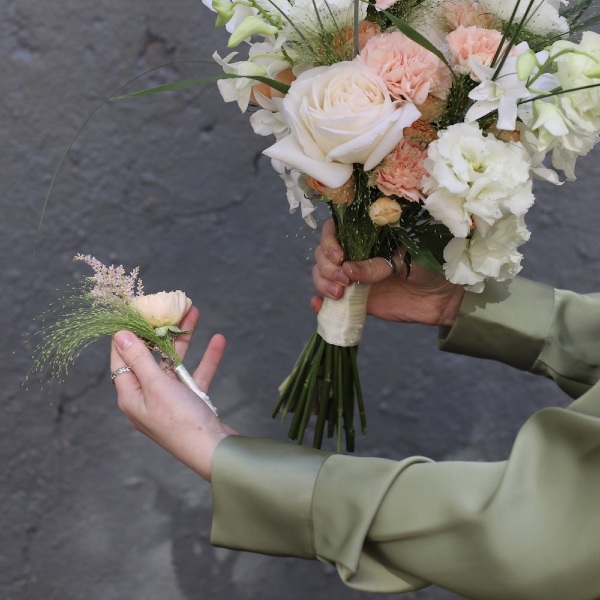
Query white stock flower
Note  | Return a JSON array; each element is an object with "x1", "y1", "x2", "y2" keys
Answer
[
  {"x1": 477, "y1": 0, "x2": 569, "y2": 34},
  {"x1": 443, "y1": 214, "x2": 530, "y2": 292},
  {"x1": 264, "y1": 61, "x2": 421, "y2": 188},
  {"x1": 131, "y1": 291, "x2": 192, "y2": 328},
  {"x1": 422, "y1": 122, "x2": 534, "y2": 238}
]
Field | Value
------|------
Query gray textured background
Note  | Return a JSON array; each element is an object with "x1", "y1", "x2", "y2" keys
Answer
[{"x1": 2, "y1": 1, "x2": 600, "y2": 599}]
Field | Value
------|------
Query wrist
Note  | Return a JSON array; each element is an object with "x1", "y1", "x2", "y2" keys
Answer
[{"x1": 437, "y1": 285, "x2": 465, "y2": 328}]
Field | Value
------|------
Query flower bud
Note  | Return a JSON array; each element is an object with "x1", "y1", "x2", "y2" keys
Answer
[
  {"x1": 228, "y1": 16, "x2": 279, "y2": 48},
  {"x1": 369, "y1": 197, "x2": 402, "y2": 226},
  {"x1": 212, "y1": 0, "x2": 235, "y2": 27},
  {"x1": 516, "y1": 49, "x2": 537, "y2": 80},
  {"x1": 307, "y1": 176, "x2": 355, "y2": 206},
  {"x1": 131, "y1": 291, "x2": 192, "y2": 328}
]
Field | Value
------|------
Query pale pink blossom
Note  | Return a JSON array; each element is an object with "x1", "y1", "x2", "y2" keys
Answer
[
  {"x1": 447, "y1": 26, "x2": 512, "y2": 77},
  {"x1": 369, "y1": 139, "x2": 428, "y2": 202},
  {"x1": 358, "y1": 31, "x2": 452, "y2": 105},
  {"x1": 440, "y1": 1, "x2": 500, "y2": 30}
]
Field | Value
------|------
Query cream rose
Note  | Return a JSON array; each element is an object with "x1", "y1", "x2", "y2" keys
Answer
[
  {"x1": 131, "y1": 291, "x2": 192, "y2": 328},
  {"x1": 263, "y1": 61, "x2": 421, "y2": 188}
]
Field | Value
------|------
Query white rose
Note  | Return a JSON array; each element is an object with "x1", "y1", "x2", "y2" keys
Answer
[
  {"x1": 131, "y1": 291, "x2": 192, "y2": 328},
  {"x1": 477, "y1": 0, "x2": 568, "y2": 34},
  {"x1": 422, "y1": 122, "x2": 534, "y2": 238},
  {"x1": 444, "y1": 215, "x2": 530, "y2": 292},
  {"x1": 264, "y1": 61, "x2": 421, "y2": 188}
]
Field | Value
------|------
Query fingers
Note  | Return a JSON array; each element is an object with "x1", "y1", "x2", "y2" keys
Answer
[
  {"x1": 193, "y1": 334, "x2": 226, "y2": 393},
  {"x1": 313, "y1": 220, "x2": 349, "y2": 300},
  {"x1": 343, "y1": 254, "x2": 401, "y2": 285},
  {"x1": 320, "y1": 219, "x2": 344, "y2": 266},
  {"x1": 173, "y1": 306, "x2": 200, "y2": 362},
  {"x1": 112, "y1": 331, "x2": 163, "y2": 410}
]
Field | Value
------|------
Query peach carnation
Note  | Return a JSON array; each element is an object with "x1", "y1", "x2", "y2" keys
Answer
[
  {"x1": 358, "y1": 31, "x2": 452, "y2": 105},
  {"x1": 440, "y1": 1, "x2": 500, "y2": 30},
  {"x1": 447, "y1": 25, "x2": 513, "y2": 77},
  {"x1": 369, "y1": 139, "x2": 428, "y2": 202}
]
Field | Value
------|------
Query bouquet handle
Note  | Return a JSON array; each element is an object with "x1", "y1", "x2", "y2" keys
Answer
[{"x1": 174, "y1": 364, "x2": 219, "y2": 418}]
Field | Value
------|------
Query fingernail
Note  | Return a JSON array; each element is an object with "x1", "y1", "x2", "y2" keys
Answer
[
  {"x1": 334, "y1": 269, "x2": 350, "y2": 285},
  {"x1": 326, "y1": 283, "x2": 343, "y2": 299},
  {"x1": 115, "y1": 330, "x2": 135, "y2": 351}
]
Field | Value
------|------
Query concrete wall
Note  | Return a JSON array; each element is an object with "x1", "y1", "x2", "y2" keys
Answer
[{"x1": 2, "y1": 1, "x2": 600, "y2": 599}]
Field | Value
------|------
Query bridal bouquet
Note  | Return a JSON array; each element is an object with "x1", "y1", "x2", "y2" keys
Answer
[
  {"x1": 129, "y1": 0, "x2": 600, "y2": 450},
  {"x1": 32, "y1": 255, "x2": 218, "y2": 416}
]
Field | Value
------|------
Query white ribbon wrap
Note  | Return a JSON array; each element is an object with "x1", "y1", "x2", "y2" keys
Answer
[
  {"x1": 317, "y1": 283, "x2": 372, "y2": 347},
  {"x1": 174, "y1": 364, "x2": 219, "y2": 418}
]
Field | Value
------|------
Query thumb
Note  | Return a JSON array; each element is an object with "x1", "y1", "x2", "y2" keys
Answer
[
  {"x1": 113, "y1": 330, "x2": 163, "y2": 387},
  {"x1": 342, "y1": 256, "x2": 397, "y2": 285}
]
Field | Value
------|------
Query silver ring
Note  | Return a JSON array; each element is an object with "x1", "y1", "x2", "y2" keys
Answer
[
  {"x1": 383, "y1": 257, "x2": 397, "y2": 275},
  {"x1": 111, "y1": 365, "x2": 132, "y2": 383}
]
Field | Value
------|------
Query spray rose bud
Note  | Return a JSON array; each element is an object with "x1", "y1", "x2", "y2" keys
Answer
[
  {"x1": 131, "y1": 291, "x2": 192, "y2": 328},
  {"x1": 369, "y1": 196, "x2": 402, "y2": 226},
  {"x1": 307, "y1": 176, "x2": 355, "y2": 206}
]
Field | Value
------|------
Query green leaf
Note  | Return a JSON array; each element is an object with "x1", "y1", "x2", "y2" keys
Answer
[
  {"x1": 381, "y1": 10, "x2": 454, "y2": 75},
  {"x1": 114, "y1": 73, "x2": 290, "y2": 100}
]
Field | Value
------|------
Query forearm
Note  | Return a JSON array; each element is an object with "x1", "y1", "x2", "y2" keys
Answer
[{"x1": 211, "y1": 381, "x2": 600, "y2": 600}]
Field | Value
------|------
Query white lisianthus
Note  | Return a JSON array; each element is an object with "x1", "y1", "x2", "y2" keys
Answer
[
  {"x1": 264, "y1": 61, "x2": 421, "y2": 188},
  {"x1": 477, "y1": 0, "x2": 569, "y2": 34},
  {"x1": 443, "y1": 215, "x2": 531, "y2": 292},
  {"x1": 131, "y1": 291, "x2": 192, "y2": 328},
  {"x1": 422, "y1": 122, "x2": 534, "y2": 238}
]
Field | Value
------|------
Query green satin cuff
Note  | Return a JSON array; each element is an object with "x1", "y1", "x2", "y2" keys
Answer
[
  {"x1": 211, "y1": 436, "x2": 330, "y2": 557},
  {"x1": 439, "y1": 277, "x2": 554, "y2": 372}
]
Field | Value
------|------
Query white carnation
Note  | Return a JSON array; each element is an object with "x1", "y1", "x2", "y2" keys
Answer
[
  {"x1": 422, "y1": 122, "x2": 534, "y2": 238},
  {"x1": 443, "y1": 215, "x2": 531, "y2": 292}
]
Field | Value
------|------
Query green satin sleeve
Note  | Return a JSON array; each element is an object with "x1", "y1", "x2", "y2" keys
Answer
[
  {"x1": 212, "y1": 384, "x2": 600, "y2": 599},
  {"x1": 439, "y1": 277, "x2": 600, "y2": 397}
]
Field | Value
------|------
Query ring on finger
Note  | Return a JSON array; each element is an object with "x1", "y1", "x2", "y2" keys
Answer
[
  {"x1": 111, "y1": 365, "x2": 132, "y2": 384},
  {"x1": 383, "y1": 257, "x2": 397, "y2": 275}
]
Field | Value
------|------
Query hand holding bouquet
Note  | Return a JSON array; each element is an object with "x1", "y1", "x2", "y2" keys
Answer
[{"x1": 131, "y1": 0, "x2": 600, "y2": 450}]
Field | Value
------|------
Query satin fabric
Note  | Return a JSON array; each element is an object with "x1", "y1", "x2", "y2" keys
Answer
[{"x1": 211, "y1": 277, "x2": 600, "y2": 599}]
